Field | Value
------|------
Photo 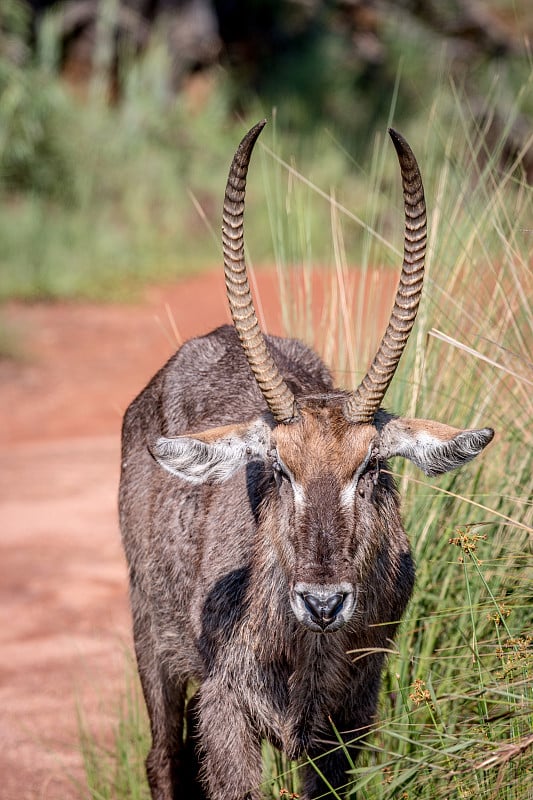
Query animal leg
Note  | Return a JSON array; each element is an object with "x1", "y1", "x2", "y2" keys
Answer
[
  {"x1": 196, "y1": 678, "x2": 263, "y2": 800},
  {"x1": 301, "y1": 741, "x2": 360, "y2": 799},
  {"x1": 132, "y1": 605, "x2": 193, "y2": 800},
  {"x1": 301, "y1": 669, "x2": 382, "y2": 800}
]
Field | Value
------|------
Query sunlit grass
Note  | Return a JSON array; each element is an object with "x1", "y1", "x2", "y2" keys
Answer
[{"x1": 78, "y1": 666, "x2": 151, "y2": 800}]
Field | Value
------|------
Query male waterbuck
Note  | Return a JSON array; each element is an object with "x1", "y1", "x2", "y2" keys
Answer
[{"x1": 119, "y1": 120, "x2": 494, "y2": 800}]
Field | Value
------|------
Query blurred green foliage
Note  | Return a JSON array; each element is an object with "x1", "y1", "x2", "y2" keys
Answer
[{"x1": 0, "y1": 0, "x2": 531, "y2": 301}]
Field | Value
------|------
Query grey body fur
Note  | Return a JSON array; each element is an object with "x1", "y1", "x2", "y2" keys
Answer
[{"x1": 120, "y1": 324, "x2": 415, "y2": 800}]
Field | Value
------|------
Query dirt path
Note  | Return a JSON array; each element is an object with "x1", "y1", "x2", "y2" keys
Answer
[
  {"x1": 0, "y1": 265, "x2": 394, "y2": 798},
  {"x1": 0, "y1": 269, "x2": 287, "y2": 799}
]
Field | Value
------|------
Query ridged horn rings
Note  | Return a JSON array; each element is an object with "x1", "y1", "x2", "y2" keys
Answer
[
  {"x1": 222, "y1": 120, "x2": 298, "y2": 424},
  {"x1": 343, "y1": 129, "x2": 427, "y2": 424}
]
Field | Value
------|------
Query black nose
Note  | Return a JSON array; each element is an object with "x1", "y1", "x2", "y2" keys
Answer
[{"x1": 302, "y1": 592, "x2": 345, "y2": 627}]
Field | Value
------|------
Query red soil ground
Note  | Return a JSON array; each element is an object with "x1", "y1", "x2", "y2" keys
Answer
[{"x1": 0, "y1": 266, "x2": 395, "y2": 799}]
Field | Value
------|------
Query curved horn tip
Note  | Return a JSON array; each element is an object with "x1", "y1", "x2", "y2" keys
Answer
[
  {"x1": 239, "y1": 119, "x2": 268, "y2": 149},
  {"x1": 388, "y1": 127, "x2": 414, "y2": 158}
]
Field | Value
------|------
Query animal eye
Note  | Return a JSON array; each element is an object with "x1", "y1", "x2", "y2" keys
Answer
[
  {"x1": 272, "y1": 454, "x2": 295, "y2": 484},
  {"x1": 357, "y1": 462, "x2": 380, "y2": 491},
  {"x1": 273, "y1": 458, "x2": 289, "y2": 478}
]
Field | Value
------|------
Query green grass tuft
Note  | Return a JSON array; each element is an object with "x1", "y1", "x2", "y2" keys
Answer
[{"x1": 78, "y1": 666, "x2": 151, "y2": 800}]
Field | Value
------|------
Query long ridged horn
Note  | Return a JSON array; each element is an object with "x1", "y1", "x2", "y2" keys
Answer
[
  {"x1": 343, "y1": 129, "x2": 427, "y2": 424},
  {"x1": 222, "y1": 120, "x2": 298, "y2": 424}
]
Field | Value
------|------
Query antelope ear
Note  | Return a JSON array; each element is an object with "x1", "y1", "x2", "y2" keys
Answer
[
  {"x1": 149, "y1": 419, "x2": 272, "y2": 484},
  {"x1": 378, "y1": 417, "x2": 494, "y2": 477}
]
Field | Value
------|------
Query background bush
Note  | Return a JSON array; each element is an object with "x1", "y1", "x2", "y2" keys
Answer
[{"x1": 0, "y1": 0, "x2": 531, "y2": 298}]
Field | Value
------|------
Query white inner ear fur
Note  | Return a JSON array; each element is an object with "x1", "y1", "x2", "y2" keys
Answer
[
  {"x1": 150, "y1": 419, "x2": 272, "y2": 484},
  {"x1": 378, "y1": 417, "x2": 494, "y2": 477}
]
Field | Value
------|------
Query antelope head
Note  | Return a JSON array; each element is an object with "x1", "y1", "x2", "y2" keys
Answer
[{"x1": 151, "y1": 121, "x2": 494, "y2": 633}]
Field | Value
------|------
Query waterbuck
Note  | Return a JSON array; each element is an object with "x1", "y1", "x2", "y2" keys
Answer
[{"x1": 119, "y1": 120, "x2": 494, "y2": 800}]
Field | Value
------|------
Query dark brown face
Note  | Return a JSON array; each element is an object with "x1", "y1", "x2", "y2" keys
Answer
[{"x1": 271, "y1": 402, "x2": 381, "y2": 633}]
